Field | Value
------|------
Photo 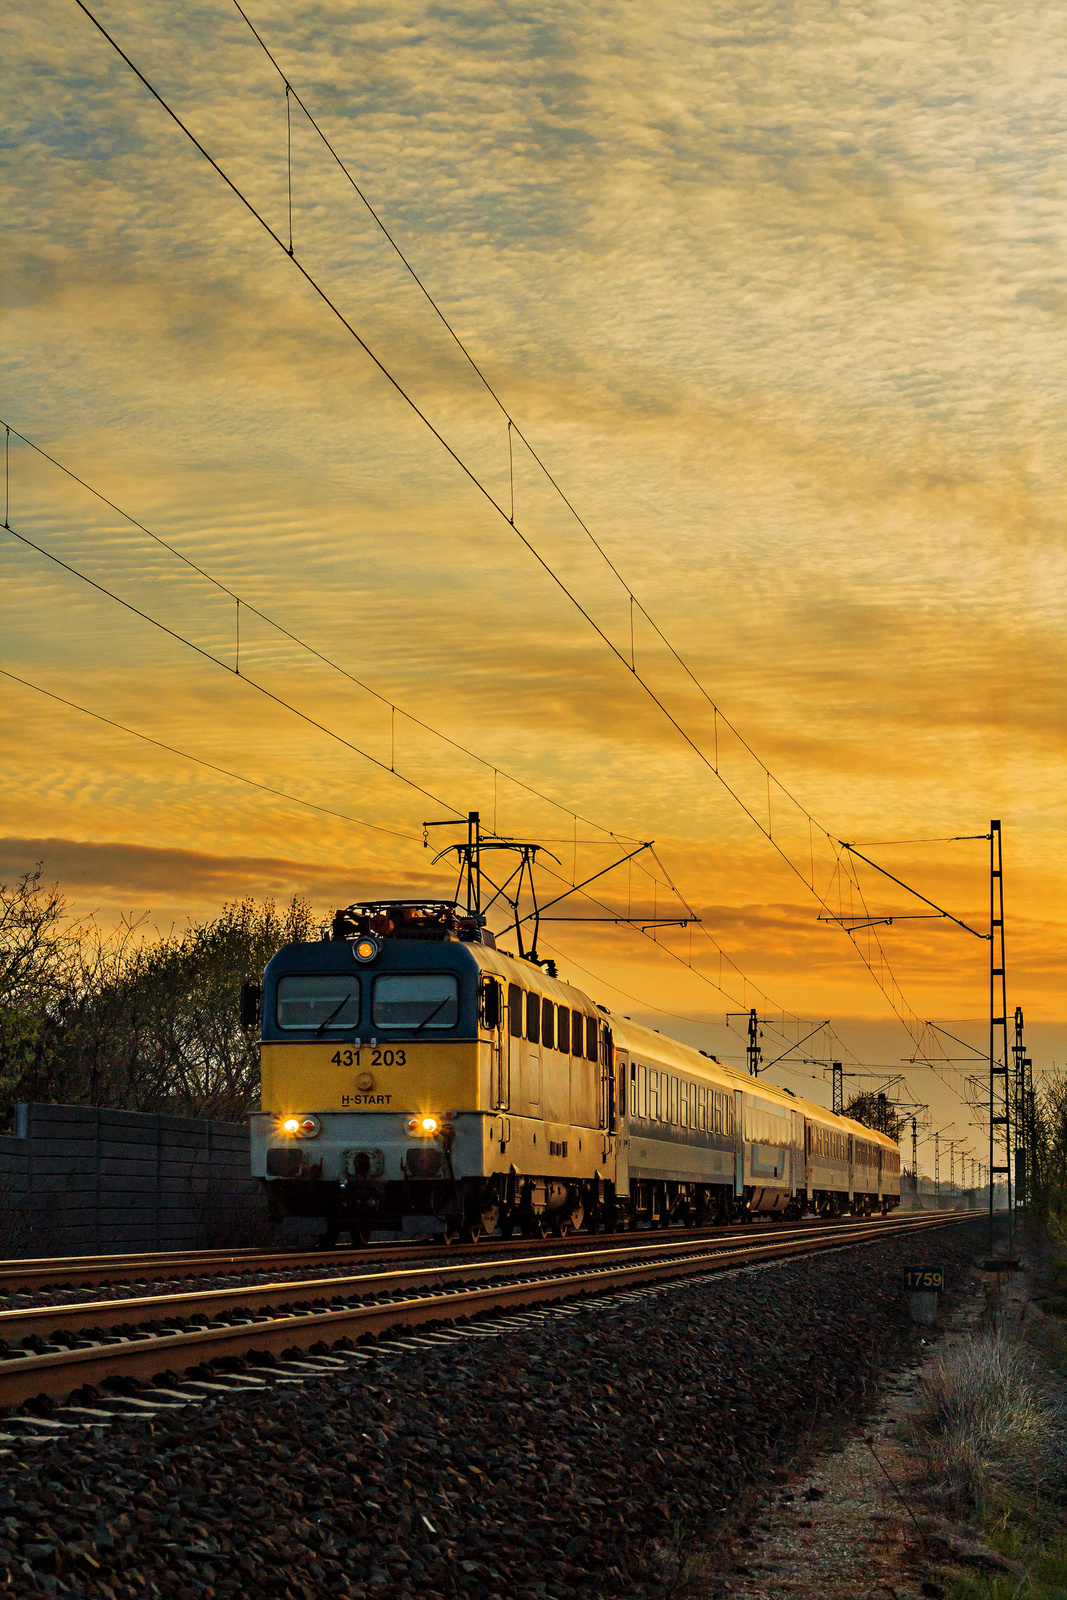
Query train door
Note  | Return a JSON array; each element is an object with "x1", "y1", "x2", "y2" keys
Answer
[
  {"x1": 504, "y1": 982, "x2": 523, "y2": 1114},
  {"x1": 847, "y1": 1135, "x2": 854, "y2": 1205},
  {"x1": 484, "y1": 977, "x2": 508, "y2": 1112},
  {"x1": 734, "y1": 1088, "x2": 744, "y2": 1197},
  {"x1": 790, "y1": 1110, "x2": 799, "y2": 1197},
  {"x1": 614, "y1": 1050, "x2": 629, "y2": 1194},
  {"x1": 598, "y1": 1024, "x2": 615, "y2": 1133},
  {"x1": 803, "y1": 1118, "x2": 813, "y2": 1199}
]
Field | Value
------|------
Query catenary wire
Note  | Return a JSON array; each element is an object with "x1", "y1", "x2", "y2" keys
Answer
[
  {"x1": 54, "y1": 4, "x2": 981, "y2": 1114},
  {"x1": 67, "y1": 0, "x2": 858, "y2": 909},
  {"x1": 2, "y1": 516, "x2": 816, "y2": 1047},
  {"x1": 1, "y1": 653, "x2": 831, "y2": 1062},
  {"x1": 228, "y1": 0, "x2": 839, "y2": 843},
  {"x1": 0, "y1": 669, "x2": 419, "y2": 843},
  {"x1": 2, "y1": 520, "x2": 462, "y2": 819},
  {"x1": 81, "y1": 0, "x2": 954, "y2": 1071},
  {"x1": 0, "y1": 419, "x2": 639, "y2": 846},
  {"x1": 0, "y1": 435, "x2": 872, "y2": 1061}
]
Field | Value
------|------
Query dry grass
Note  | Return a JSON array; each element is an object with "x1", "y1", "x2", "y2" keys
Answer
[{"x1": 914, "y1": 1330, "x2": 1066, "y2": 1511}]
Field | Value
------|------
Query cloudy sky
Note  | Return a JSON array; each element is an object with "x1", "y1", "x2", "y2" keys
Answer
[{"x1": 3, "y1": 0, "x2": 1065, "y2": 1162}]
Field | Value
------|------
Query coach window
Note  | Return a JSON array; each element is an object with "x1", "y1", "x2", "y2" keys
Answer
[
  {"x1": 679, "y1": 1083, "x2": 689, "y2": 1129},
  {"x1": 557, "y1": 1007, "x2": 570, "y2": 1055},
  {"x1": 277, "y1": 974, "x2": 361, "y2": 1031},
  {"x1": 542, "y1": 999, "x2": 555, "y2": 1050},
  {"x1": 508, "y1": 984, "x2": 523, "y2": 1038},
  {"x1": 639, "y1": 1064, "x2": 647, "y2": 1118},
  {"x1": 649, "y1": 1070, "x2": 659, "y2": 1121},
  {"x1": 670, "y1": 1076, "x2": 678, "y2": 1124},
  {"x1": 373, "y1": 973, "x2": 458, "y2": 1029},
  {"x1": 586, "y1": 1016, "x2": 598, "y2": 1062},
  {"x1": 698, "y1": 1086, "x2": 707, "y2": 1131}
]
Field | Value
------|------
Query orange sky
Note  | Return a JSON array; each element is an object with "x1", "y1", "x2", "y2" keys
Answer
[{"x1": 3, "y1": 0, "x2": 1065, "y2": 1172}]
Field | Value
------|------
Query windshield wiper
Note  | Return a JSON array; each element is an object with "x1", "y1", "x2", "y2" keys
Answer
[
  {"x1": 315, "y1": 993, "x2": 357, "y2": 1036},
  {"x1": 412, "y1": 995, "x2": 451, "y2": 1035}
]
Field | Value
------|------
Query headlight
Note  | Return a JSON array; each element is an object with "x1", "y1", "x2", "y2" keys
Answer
[
  {"x1": 281, "y1": 1114, "x2": 321, "y2": 1139},
  {"x1": 352, "y1": 935, "x2": 380, "y2": 963},
  {"x1": 407, "y1": 1115, "x2": 439, "y2": 1136}
]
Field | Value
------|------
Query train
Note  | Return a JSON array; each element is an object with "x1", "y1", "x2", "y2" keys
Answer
[{"x1": 246, "y1": 899, "x2": 900, "y2": 1242}]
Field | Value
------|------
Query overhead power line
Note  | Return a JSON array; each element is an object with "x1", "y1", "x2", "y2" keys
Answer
[
  {"x1": 2, "y1": 518, "x2": 461, "y2": 819},
  {"x1": 44, "y1": 3, "x2": 980, "y2": 1114},
  {"x1": 1, "y1": 512, "x2": 828, "y2": 1049},
  {"x1": 2, "y1": 419, "x2": 853, "y2": 1056},
  {"x1": 225, "y1": 0, "x2": 836, "y2": 838},
  {"x1": 66, "y1": 3, "x2": 847, "y2": 881},
  {"x1": 0, "y1": 419, "x2": 639, "y2": 847},
  {"x1": 0, "y1": 668, "x2": 418, "y2": 842}
]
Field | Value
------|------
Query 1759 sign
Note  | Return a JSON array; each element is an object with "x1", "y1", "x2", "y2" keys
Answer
[{"x1": 904, "y1": 1266, "x2": 944, "y2": 1291}]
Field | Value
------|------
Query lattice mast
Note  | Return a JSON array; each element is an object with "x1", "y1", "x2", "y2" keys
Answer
[
  {"x1": 988, "y1": 820, "x2": 1012, "y2": 1257},
  {"x1": 1012, "y1": 1005, "x2": 1035, "y2": 1211}
]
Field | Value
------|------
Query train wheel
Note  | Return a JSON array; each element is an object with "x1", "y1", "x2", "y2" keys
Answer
[
  {"x1": 462, "y1": 1201, "x2": 500, "y2": 1243},
  {"x1": 554, "y1": 1201, "x2": 583, "y2": 1237}
]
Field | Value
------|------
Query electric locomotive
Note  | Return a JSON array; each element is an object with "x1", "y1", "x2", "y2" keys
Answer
[{"x1": 246, "y1": 899, "x2": 900, "y2": 1241}]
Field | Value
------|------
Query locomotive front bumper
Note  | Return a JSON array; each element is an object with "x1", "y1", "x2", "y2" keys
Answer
[{"x1": 250, "y1": 1110, "x2": 486, "y2": 1185}]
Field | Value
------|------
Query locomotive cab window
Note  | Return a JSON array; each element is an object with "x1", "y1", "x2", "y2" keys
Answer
[
  {"x1": 372, "y1": 973, "x2": 458, "y2": 1030},
  {"x1": 585, "y1": 1016, "x2": 598, "y2": 1061},
  {"x1": 508, "y1": 984, "x2": 523, "y2": 1038},
  {"x1": 526, "y1": 991, "x2": 541, "y2": 1043},
  {"x1": 542, "y1": 998, "x2": 555, "y2": 1050},
  {"x1": 277, "y1": 975, "x2": 361, "y2": 1031},
  {"x1": 557, "y1": 1007, "x2": 570, "y2": 1055}
]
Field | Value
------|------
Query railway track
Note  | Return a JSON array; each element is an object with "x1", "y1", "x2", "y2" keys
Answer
[
  {"x1": 0, "y1": 1210, "x2": 973, "y2": 1412},
  {"x1": 0, "y1": 1209, "x2": 966, "y2": 1296}
]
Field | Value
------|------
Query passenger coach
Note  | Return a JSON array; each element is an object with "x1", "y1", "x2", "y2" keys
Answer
[{"x1": 246, "y1": 900, "x2": 900, "y2": 1242}]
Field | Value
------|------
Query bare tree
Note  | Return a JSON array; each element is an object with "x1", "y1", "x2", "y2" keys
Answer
[
  {"x1": 0, "y1": 866, "x2": 87, "y2": 1112},
  {"x1": 1031, "y1": 1070, "x2": 1067, "y2": 1240},
  {"x1": 0, "y1": 877, "x2": 315, "y2": 1123}
]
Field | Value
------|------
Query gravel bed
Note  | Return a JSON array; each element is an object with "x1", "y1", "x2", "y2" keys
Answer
[{"x1": 0, "y1": 1219, "x2": 983, "y2": 1599}]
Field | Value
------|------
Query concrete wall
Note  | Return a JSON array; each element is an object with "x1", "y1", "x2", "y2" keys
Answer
[{"x1": 0, "y1": 1103, "x2": 269, "y2": 1258}]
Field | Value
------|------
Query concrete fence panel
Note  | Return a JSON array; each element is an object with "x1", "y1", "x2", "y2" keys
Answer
[{"x1": 0, "y1": 1103, "x2": 269, "y2": 1258}]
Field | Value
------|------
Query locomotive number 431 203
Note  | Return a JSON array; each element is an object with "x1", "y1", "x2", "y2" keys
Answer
[{"x1": 330, "y1": 1048, "x2": 407, "y2": 1068}]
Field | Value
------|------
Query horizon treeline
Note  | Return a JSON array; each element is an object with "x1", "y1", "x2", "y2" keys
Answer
[{"x1": 0, "y1": 866, "x2": 314, "y2": 1124}]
